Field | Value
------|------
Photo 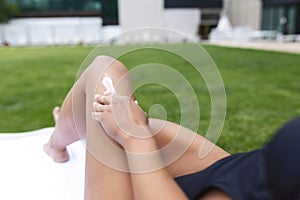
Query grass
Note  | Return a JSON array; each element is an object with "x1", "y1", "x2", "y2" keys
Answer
[{"x1": 0, "y1": 44, "x2": 299, "y2": 154}]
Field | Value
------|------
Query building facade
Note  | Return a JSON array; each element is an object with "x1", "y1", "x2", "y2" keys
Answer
[
  {"x1": 4, "y1": 0, "x2": 299, "y2": 46},
  {"x1": 262, "y1": 0, "x2": 300, "y2": 34},
  {"x1": 5, "y1": 0, "x2": 222, "y2": 39},
  {"x1": 117, "y1": 0, "x2": 222, "y2": 40},
  {"x1": 165, "y1": 0, "x2": 222, "y2": 39},
  {"x1": 5, "y1": 0, "x2": 102, "y2": 17}
]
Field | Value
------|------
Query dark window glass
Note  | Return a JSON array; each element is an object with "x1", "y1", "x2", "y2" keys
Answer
[
  {"x1": 263, "y1": 0, "x2": 300, "y2": 7},
  {"x1": 164, "y1": 0, "x2": 222, "y2": 9},
  {"x1": 15, "y1": 0, "x2": 102, "y2": 13},
  {"x1": 102, "y1": 0, "x2": 118, "y2": 25}
]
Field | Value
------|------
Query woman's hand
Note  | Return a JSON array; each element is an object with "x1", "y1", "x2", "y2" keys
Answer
[{"x1": 92, "y1": 92, "x2": 151, "y2": 147}]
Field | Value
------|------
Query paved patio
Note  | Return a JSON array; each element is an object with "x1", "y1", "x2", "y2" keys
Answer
[{"x1": 206, "y1": 40, "x2": 300, "y2": 54}]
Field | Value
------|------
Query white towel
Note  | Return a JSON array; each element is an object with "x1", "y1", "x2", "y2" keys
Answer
[{"x1": 0, "y1": 128, "x2": 85, "y2": 200}]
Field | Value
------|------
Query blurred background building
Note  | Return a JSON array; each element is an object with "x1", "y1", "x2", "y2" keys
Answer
[
  {"x1": 262, "y1": 0, "x2": 300, "y2": 34},
  {"x1": 1, "y1": 0, "x2": 299, "y2": 46}
]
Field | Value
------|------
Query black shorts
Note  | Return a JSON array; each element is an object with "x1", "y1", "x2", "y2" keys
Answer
[{"x1": 175, "y1": 117, "x2": 300, "y2": 200}]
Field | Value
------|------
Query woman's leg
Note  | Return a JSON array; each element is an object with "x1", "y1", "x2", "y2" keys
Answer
[
  {"x1": 44, "y1": 88, "x2": 80, "y2": 162},
  {"x1": 44, "y1": 55, "x2": 229, "y2": 198},
  {"x1": 44, "y1": 54, "x2": 137, "y2": 160},
  {"x1": 150, "y1": 119, "x2": 229, "y2": 177},
  {"x1": 82, "y1": 56, "x2": 136, "y2": 200},
  {"x1": 45, "y1": 56, "x2": 135, "y2": 199}
]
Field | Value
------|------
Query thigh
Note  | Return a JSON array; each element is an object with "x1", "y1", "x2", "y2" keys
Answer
[
  {"x1": 82, "y1": 56, "x2": 135, "y2": 199},
  {"x1": 84, "y1": 152, "x2": 133, "y2": 200},
  {"x1": 150, "y1": 119, "x2": 230, "y2": 178}
]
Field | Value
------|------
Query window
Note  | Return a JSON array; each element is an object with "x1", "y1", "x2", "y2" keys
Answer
[
  {"x1": 262, "y1": 4, "x2": 298, "y2": 34},
  {"x1": 14, "y1": 0, "x2": 102, "y2": 13}
]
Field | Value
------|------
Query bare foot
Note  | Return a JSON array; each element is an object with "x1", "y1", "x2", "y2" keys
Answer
[
  {"x1": 43, "y1": 136, "x2": 69, "y2": 163},
  {"x1": 43, "y1": 107, "x2": 70, "y2": 163}
]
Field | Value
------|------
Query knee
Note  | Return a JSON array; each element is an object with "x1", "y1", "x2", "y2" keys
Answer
[
  {"x1": 88, "y1": 55, "x2": 133, "y2": 95},
  {"x1": 93, "y1": 55, "x2": 115, "y2": 65},
  {"x1": 82, "y1": 55, "x2": 128, "y2": 82},
  {"x1": 92, "y1": 55, "x2": 128, "y2": 74}
]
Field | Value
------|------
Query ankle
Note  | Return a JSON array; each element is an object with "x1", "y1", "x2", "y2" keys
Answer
[{"x1": 49, "y1": 134, "x2": 66, "y2": 152}]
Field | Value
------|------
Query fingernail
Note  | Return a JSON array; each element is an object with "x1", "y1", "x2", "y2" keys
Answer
[
  {"x1": 93, "y1": 102, "x2": 97, "y2": 107},
  {"x1": 94, "y1": 94, "x2": 100, "y2": 100}
]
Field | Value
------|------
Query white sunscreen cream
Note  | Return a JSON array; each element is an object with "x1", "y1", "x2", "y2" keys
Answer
[
  {"x1": 102, "y1": 76, "x2": 115, "y2": 93},
  {"x1": 102, "y1": 75, "x2": 138, "y2": 104}
]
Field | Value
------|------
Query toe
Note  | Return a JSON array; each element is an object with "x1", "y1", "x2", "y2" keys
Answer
[{"x1": 52, "y1": 106, "x2": 60, "y2": 123}]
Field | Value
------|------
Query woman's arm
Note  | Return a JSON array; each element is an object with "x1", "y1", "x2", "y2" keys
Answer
[
  {"x1": 125, "y1": 134, "x2": 188, "y2": 200},
  {"x1": 92, "y1": 93, "x2": 188, "y2": 200}
]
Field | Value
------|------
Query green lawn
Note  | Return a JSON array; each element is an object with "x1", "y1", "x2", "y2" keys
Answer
[{"x1": 0, "y1": 44, "x2": 299, "y2": 154}]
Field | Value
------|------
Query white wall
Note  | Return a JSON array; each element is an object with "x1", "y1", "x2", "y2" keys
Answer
[
  {"x1": 0, "y1": 17, "x2": 102, "y2": 46},
  {"x1": 117, "y1": 0, "x2": 164, "y2": 43},
  {"x1": 117, "y1": 0, "x2": 200, "y2": 43},
  {"x1": 164, "y1": 8, "x2": 200, "y2": 41},
  {"x1": 224, "y1": 0, "x2": 262, "y2": 30},
  {"x1": 118, "y1": 0, "x2": 164, "y2": 31}
]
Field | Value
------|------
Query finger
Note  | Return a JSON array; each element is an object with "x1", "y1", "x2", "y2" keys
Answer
[
  {"x1": 94, "y1": 93, "x2": 110, "y2": 102},
  {"x1": 93, "y1": 101, "x2": 102, "y2": 112},
  {"x1": 91, "y1": 112, "x2": 103, "y2": 121},
  {"x1": 93, "y1": 102, "x2": 111, "y2": 112},
  {"x1": 99, "y1": 95, "x2": 112, "y2": 105},
  {"x1": 94, "y1": 93, "x2": 112, "y2": 105},
  {"x1": 94, "y1": 94, "x2": 101, "y2": 102}
]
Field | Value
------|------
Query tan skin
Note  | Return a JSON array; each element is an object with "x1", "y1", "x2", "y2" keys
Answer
[{"x1": 44, "y1": 55, "x2": 232, "y2": 199}]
